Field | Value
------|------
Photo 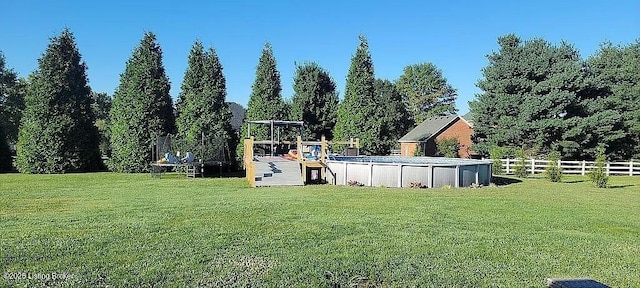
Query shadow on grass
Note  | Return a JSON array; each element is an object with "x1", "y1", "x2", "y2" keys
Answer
[
  {"x1": 565, "y1": 179, "x2": 586, "y2": 184},
  {"x1": 609, "y1": 184, "x2": 636, "y2": 189},
  {"x1": 491, "y1": 176, "x2": 523, "y2": 186}
]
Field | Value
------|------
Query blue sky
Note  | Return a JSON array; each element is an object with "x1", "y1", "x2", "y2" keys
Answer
[{"x1": 2, "y1": 0, "x2": 639, "y2": 114}]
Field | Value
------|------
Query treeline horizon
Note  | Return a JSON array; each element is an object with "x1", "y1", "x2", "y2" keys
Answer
[{"x1": 0, "y1": 28, "x2": 638, "y2": 173}]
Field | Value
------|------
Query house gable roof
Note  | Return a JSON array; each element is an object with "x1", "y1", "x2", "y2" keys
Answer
[
  {"x1": 461, "y1": 111, "x2": 474, "y2": 126},
  {"x1": 398, "y1": 115, "x2": 460, "y2": 143}
]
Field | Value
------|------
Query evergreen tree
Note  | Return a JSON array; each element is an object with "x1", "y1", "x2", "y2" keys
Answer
[
  {"x1": 0, "y1": 52, "x2": 19, "y2": 172},
  {"x1": 0, "y1": 126, "x2": 10, "y2": 172},
  {"x1": 334, "y1": 35, "x2": 379, "y2": 154},
  {"x1": 91, "y1": 92, "x2": 112, "y2": 157},
  {"x1": 0, "y1": 54, "x2": 26, "y2": 148},
  {"x1": 290, "y1": 62, "x2": 339, "y2": 140},
  {"x1": 176, "y1": 40, "x2": 206, "y2": 143},
  {"x1": 237, "y1": 43, "x2": 286, "y2": 156},
  {"x1": 16, "y1": 28, "x2": 102, "y2": 173},
  {"x1": 109, "y1": 32, "x2": 176, "y2": 172},
  {"x1": 565, "y1": 41, "x2": 640, "y2": 160},
  {"x1": 176, "y1": 41, "x2": 235, "y2": 161},
  {"x1": 373, "y1": 79, "x2": 411, "y2": 154},
  {"x1": 470, "y1": 34, "x2": 584, "y2": 157},
  {"x1": 396, "y1": 63, "x2": 457, "y2": 124}
]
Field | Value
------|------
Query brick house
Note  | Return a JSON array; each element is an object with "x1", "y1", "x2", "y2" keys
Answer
[{"x1": 398, "y1": 114, "x2": 475, "y2": 158}]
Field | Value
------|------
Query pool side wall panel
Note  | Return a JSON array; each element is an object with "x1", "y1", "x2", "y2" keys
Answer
[
  {"x1": 372, "y1": 164, "x2": 399, "y2": 187},
  {"x1": 325, "y1": 158, "x2": 491, "y2": 188},
  {"x1": 401, "y1": 165, "x2": 430, "y2": 188}
]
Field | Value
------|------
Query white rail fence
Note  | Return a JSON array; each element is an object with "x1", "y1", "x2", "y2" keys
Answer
[{"x1": 492, "y1": 158, "x2": 640, "y2": 176}]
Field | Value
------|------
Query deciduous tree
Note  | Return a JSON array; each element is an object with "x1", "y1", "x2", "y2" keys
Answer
[
  {"x1": 396, "y1": 63, "x2": 457, "y2": 124},
  {"x1": 373, "y1": 79, "x2": 411, "y2": 154}
]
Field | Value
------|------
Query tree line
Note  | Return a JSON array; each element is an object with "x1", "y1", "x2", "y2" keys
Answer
[
  {"x1": 240, "y1": 35, "x2": 457, "y2": 157},
  {"x1": 1, "y1": 29, "x2": 637, "y2": 173},
  {"x1": 0, "y1": 30, "x2": 456, "y2": 173},
  {"x1": 471, "y1": 34, "x2": 640, "y2": 161}
]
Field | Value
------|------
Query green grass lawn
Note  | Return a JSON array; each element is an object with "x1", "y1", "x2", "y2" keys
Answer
[{"x1": 1, "y1": 173, "x2": 639, "y2": 287}]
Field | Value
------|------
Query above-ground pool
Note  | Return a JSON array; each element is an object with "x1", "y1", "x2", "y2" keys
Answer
[{"x1": 325, "y1": 156, "x2": 492, "y2": 188}]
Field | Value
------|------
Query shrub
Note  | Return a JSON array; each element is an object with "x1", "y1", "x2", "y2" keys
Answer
[
  {"x1": 347, "y1": 180, "x2": 364, "y2": 187},
  {"x1": 409, "y1": 181, "x2": 425, "y2": 189},
  {"x1": 588, "y1": 148, "x2": 609, "y2": 188},
  {"x1": 490, "y1": 146, "x2": 506, "y2": 175},
  {"x1": 545, "y1": 151, "x2": 563, "y2": 182},
  {"x1": 514, "y1": 148, "x2": 528, "y2": 178},
  {"x1": 436, "y1": 136, "x2": 459, "y2": 158},
  {"x1": 412, "y1": 144, "x2": 424, "y2": 157}
]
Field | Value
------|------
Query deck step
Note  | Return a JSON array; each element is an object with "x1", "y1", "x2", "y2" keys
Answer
[{"x1": 253, "y1": 157, "x2": 303, "y2": 187}]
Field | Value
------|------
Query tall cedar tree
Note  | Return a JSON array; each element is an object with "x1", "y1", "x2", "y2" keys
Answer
[
  {"x1": 0, "y1": 126, "x2": 9, "y2": 172},
  {"x1": 0, "y1": 53, "x2": 26, "y2": 148},
  {"x1": 470, "y1": 34, "x2": 583, "y2": 157},
  {"x1": 564, "y1": 41, "x2": 640, "y2": 160},
  {"x1": 109, "y1": 32, "x2": 176, "y2": 172},
  {"x1": 176, "y1": 41, "x2": 206, "y2": 143},
  {"x1": 374, "y1": 79, "x2": 411, "y2": 154},
  {"x1": 16, "y1": 29, "x2": 102, "y2": 173},
  {"x1": 91, "y1": 92, "x2": 112, "y2": 157},
  {"x1": 238, "y1": 43, "x2": 286, "y2": 156},
  {"x1": 334, "y1": 36, "x2": 379, "y2": 154},
  {"x1": 290, "y1": 62, "x2": 339, "y2": 140},
  {"x1": 0, "y1": 53, "x2": 19, "y2": 172},
  {"x1": 176, "y1": 41, "x2": 235, "y2": 161},
  {"x1": 396, "y1": 63, "x2": 458, "y2": 124}
]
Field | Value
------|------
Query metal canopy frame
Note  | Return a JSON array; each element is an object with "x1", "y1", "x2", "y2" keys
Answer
[{"x1": 247, "y1": 120, "x2": 304, "y2": 157}]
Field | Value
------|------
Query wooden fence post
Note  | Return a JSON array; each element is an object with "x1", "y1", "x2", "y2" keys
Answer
[
  {"x1": 505, "y1": 157, "x2": 511, "y2": 174},
  {"x1": 530, "y1": 158, "x2": 535, "y2": 174},
  {"x1": 630, "y1": 160, "x2": 634, "y2": 176},
  {"x1": 606, "y1": 162, "x2": 611, "y2": 176},
  {"x1": 581, "y1": 160, "x2": 586, "y2": 176}
]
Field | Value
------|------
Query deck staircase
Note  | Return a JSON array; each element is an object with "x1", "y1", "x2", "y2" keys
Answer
[{"x1": 253, "y1": 157, "x2": 304, "y2": 187}]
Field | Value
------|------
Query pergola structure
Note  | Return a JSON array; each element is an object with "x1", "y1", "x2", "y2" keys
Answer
[{"x1": 246, "y1": 120, "x2": 304, "y2": 157}]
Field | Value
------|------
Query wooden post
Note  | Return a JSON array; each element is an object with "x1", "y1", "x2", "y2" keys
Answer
[
  {"x1": 321, "y1": 135, "x2": 327, "y2": 162},
  {"x1": 505, "y1": 157, "x2": 510, "y2": 174},
  {"x1": 349, "y1": 138, "x2": 354, "y2": 148},
  {"x1": 296, "y1": 136, "x2": 302, "y2": 163},
  {"x1": 321, "y1": 135, "x2": 327, "y2": 182},
  {"x1": 368, "y1": 163, "x2": 373, "y2": 186},
  {"x1": 630, "y1": 160, "x2": 634, "y2": 176},
  {"x1": 606, "y1": 162, "x2": 611, "y2": 176},
  {"x1": 581, "y1": 160, "x2": 586, "y2": 176},
  {"x1": 270, "y1": 120, "x2": 274, "y2": 157}
]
